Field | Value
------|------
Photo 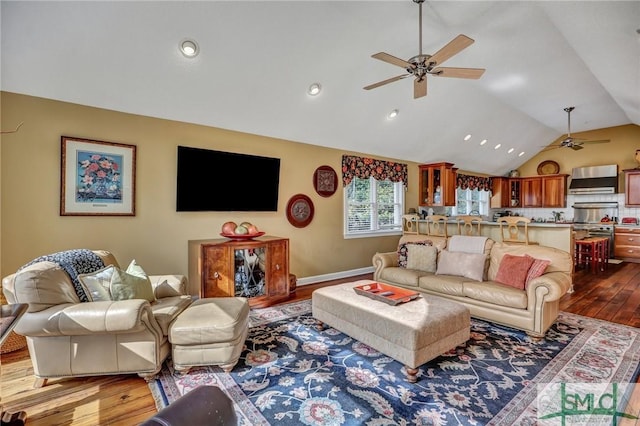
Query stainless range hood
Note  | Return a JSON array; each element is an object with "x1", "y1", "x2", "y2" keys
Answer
[{"x1": 568, "y1": 164, "x2": 618, "y2": 195}]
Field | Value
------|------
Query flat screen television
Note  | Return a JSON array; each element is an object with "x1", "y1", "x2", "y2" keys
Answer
[{"x1": 176, "y1": 146, "x2": 280, "y2": 211}]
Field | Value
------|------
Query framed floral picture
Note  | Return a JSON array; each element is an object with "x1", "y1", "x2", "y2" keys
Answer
[{"x1": 60, "y1": 136, "x2": 136, "y2": 216}]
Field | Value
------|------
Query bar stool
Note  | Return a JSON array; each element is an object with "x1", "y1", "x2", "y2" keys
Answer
[
  {"x1": 426, "y1": 215, "x2": 448, "y2": 237},
  {"x1": 402, "y1": 214, "x2": 421, "y2": 235},
  {"x1": 575, "y1": 236, "x2": 609, "y2": 273},
  {"x1": 498, "y1": 217, "x2": 538, "y2": 245},
  {"x1": 456, "y1": 215, "x2": 482, "y2": 236}
]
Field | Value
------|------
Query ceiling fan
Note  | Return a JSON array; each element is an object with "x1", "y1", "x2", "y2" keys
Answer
[
  {"x1": 363, "y1": 0, "x2": 485, "y2": 99},
  {"x1": 544, "y1": 107, "x2": 611, "y2": 151}
]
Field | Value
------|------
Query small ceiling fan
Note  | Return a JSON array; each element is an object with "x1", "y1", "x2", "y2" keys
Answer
[
  {"x1": 363, "y1": 0, "x2": 485, "y2": 99},
  {"x1": 544, "y1": 107, "x2": 610, "y2": 151}
]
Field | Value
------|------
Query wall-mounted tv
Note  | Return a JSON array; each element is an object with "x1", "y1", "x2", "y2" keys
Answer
[{"x1": 176, "y1": 146, "x2": 280, "y2": 212}]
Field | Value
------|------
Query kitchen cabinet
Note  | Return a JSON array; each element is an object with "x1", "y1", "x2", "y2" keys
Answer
[
  {"x1": 504, "y1": 175, "x2": 568, "y2": 208},
  {"x1": 522, "y1": 177, "x2": 543, "y2": 207},
  {"x1": 490, "y1": 178, "x2": 521, "y2": 208},
  {"x1": 188, "y1": 236, "x2": 290, "y2": 308},
  {"x1": 614, "y1": 227, "x2": 640, "y2": 263},
  {"x1": 541, "y1": 175, "x2": 568, "y2": 208},
  {"x1": 419, "y1": 162, "x2": 458, "y2": 207},
  {"x1": 623, "y1": 169, "x2": 640, "y2": 207}
]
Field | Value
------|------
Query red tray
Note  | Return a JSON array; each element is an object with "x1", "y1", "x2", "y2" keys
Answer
[{"x1": 353, "y1": 282, "x2": 420, "y2": 305}]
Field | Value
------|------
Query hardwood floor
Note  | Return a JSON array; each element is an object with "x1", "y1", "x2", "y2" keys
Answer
[{"x1": 2, "y1": 265, "x2": 639, "y2": 425}]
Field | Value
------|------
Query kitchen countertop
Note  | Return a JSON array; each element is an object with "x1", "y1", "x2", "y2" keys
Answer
[{"x1": 416, "y1": 219, "x2": 574, "y2": 228}]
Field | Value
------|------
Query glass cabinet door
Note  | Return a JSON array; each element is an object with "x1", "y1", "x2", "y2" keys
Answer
[{"x1": 234, "y1": 247, "x2": 266, "y2": 298}]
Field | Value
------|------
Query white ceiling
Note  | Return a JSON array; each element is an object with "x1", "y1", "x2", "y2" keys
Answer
[{"x1": 2, "y1": 1, "x2": 639, "y2": 176}]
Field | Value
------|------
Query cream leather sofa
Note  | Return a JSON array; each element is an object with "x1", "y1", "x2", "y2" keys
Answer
[
  {"x1": 372, "y1": 235, "x2": 573, "y2": 337},
  {"x1": 2, "y1": 250, "x2": 192, "y2": 387}
]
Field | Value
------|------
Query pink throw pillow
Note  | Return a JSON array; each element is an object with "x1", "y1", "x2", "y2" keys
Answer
[
  {"x1": 494, "y1": 254, "x2": 535, "y2": 290},
  {"x1": 525, "y1": 255, "x2": 551, "y2": 287}
]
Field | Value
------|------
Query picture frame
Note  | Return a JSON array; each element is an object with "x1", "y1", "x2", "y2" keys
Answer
[
  {"x1": 60, "y1": 136, "x2": 136, "y2": 216},
  {"x1": 286, "y1": 193, "x2": 314, "y2": 228},
  {"x1": 313, "y1": 165, "x2": 338, "y2": 197}
]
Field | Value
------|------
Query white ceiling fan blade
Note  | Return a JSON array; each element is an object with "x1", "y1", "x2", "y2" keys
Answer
[
  {"x1": 431, "y1": 67, "x2": 485, "y2": 79},
  {"x1": 414, "y1": 77, "x2": 427, "y2": 99},
  {"x1": 371, "y1": 52, "x2": 413, "y2": 69},
  {"x1": 364, "y1": 74, "x2": 409, "y2": 91},
  {"x1": 427, "y1": 34, "x2": 474, "y2": 67}
]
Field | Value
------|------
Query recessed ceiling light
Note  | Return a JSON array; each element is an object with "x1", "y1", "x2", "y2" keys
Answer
[
  {"x1": 464, "y1": 134, "x2": 472, "y2": 141},
  {"x1": 180, "y1": 39, "x2": 199, "y2": 58},
  {"x1": 494, "y1": 144, "x2": 501, "y2": 150},
  {"x1": 480, "y1": 139, "x2": 487, "y2": 146},
  {"x1": 507, "y1": 148, "x2": 514, "y2": 154},
  {"x1": 387, "y1": 109, "x2": 399, "y2": 120},
  {"x1": 518, "y1": 151, "x2": 525, "y2": 157},
  {"x1": 308, "y1": 83, "x2": 321, "y2": 96}
]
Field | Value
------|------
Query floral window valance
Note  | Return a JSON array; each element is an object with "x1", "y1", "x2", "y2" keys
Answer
[
  {"x1": 456, "y1": 173, "x2": 492, "y2": 191},
  {"x1": 342, "y1": 155, "x2": 408, "y2": 187}
]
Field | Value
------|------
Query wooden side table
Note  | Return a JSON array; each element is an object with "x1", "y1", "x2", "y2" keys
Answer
[{"x1": 1, "y1": 304, "x2": 28, "y2": 426}]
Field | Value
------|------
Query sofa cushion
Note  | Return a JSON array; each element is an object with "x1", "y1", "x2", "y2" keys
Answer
[
  {"x1": 78, "y1": 265, "x2": 116, "y2": 302},
  {"x1": 435, "y1": 250, "x2": 487, "y2": 282},
  {"x1": 398, "y1": 240, "x2": 432, "y2": 268},
  {"x1": 406, "y1": 244, "x2": 438, "y2": 272},
  {"x1": 11, "y1": 261, "x2": 81, "y2": 312},
  {"x1": 463, "y1": 281, "x2": 528, "y2": 309},
  {"x1": 525, "y1": 256, "x2": 551, "y2": 286},
  {"x1": 418, "y1": 274, "x2": 465, "y2": 297},
  {"x1": 378, "y1": 267, "x2": 424, "y2": 287},
  {"x1": 110, "y1": 263, "x2": 155, "y2": 302},
  {"x1": 488, "y1": 242, "x2": 572, "y2": 280},
  {"x1": 494, "y1": 254, "x2": 535, "y2": 290}
]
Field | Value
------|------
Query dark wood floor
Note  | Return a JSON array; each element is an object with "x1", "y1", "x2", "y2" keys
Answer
[{"x1": 2, "y1": 262, "x2": 639, "y2": 425}]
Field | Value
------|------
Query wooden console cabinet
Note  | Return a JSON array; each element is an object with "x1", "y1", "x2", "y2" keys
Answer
[{"x1": 188, "y1": 235, "x2": 290, "y2": 308}]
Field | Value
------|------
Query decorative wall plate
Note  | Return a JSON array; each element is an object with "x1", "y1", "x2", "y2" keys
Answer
[
  {"x1": 313, "y1": 165, "x2": 338, "y2": 197},
  {"x1": 286, "y1": 194, "x2": 314, "y2": 228},
  {"x1": 537, "y1": 160, "x2": 560, "y2": 175}
]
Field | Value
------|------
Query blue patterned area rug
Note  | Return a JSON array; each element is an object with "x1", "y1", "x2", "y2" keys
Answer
[{"x1": 148, "y1": 300, "x2": 640, "y2": 425}]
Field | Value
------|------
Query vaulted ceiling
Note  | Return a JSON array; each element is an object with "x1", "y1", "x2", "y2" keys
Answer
[{"x1": 2, "y1": 1, "x2": 639, "y2": 175}]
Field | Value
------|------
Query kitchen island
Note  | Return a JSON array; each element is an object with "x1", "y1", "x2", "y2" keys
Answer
[{"x1": 412, "y1": 219, "x2": 574, "y2": 253}]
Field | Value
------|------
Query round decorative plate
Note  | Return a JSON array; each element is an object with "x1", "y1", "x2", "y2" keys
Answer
[
  {"x1": 220, "y1": 231, "x2": 265, "y2": 240},
  {"x1": 313, "y1": 165, "x2": 338, "y2": 197},
  {"x1": 286, "y1": 194, "x2": 314, "y2": 228},
  {"x1": 537, "y1": 160, "x2": 560, "y2": 175}
]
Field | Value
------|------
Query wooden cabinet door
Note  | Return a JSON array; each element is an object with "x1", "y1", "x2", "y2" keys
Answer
[
  {"x1": 625, "y1": 171, "x2": 640, "y2": 207},
  {"x1": 418, "y1": 163, "x2": 457, "y2": 207},
  {"x1": 522, "y1": 177, "x2": 542, "y2": 207},
  {"x1": 266, "y1": 239, "x2": 289, "y2": 297},
  {"x1": 542, "y1": 175, "x2": 567, "y2": 207},
  {"x1": 201, "y1": 245, "x2": 233, "y2": 297}
]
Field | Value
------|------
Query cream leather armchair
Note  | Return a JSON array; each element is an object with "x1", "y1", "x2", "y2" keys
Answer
[{"x1": 2, "y1": 250, "x2": 192, "y2": 388}]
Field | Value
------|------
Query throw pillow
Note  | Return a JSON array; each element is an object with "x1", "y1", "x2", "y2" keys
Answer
[
  {"x1": 109, "y1": 260, "x2": 155, "y2": 302},
  {"x1": 398, "y1": 240, "x2": 432, "y2": 268},
  {"x1": 435, "y1": 250, "x2": 487, "y2": 282},
  {"x1": 406, "y1": 244, "x2": 438, "y2": 273},
  {"x1": 525, "y1": 255, "x2": 551, "y2": 287},
  {"x1": 494, "y1": 254, "x2": 535, "y2": 290},
  {"x1": 78, "y1": 265, "x2": 116, "y2": 302}
]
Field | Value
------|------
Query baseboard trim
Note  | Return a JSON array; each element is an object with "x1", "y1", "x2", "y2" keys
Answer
[{"x1": 296, "y1": 266, "x2": 374, "y2": 286}]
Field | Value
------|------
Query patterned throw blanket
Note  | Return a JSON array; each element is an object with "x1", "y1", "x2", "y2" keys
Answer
[{"x1": 20, "y1": 249, "x2": 105, "y2": 302}]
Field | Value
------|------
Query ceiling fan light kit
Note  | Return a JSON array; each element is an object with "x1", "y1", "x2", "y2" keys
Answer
[
  {"x1": 364, "y1": 0, "x2": 485, "y2": 99},
  {"x1": 543, "y1": 106, "x2": 611, "y2": 151}
]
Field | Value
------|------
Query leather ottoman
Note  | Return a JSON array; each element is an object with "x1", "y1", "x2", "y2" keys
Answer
[
  {"x1": 312, "y1": 280, "x2": 470, "y2": 383},
  {"x1": 169, "y1": 297, "x2": 249, "y2": 373}
]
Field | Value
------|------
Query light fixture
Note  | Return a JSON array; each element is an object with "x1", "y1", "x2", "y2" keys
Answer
[
  {"x1": 480, "y1": 139, "x2": 487, "y2": 146},
  {"x1": 464, "y1": 134, "x2": 472, "y2": 141},
  {"x1": 494, "y1": 144, "x2": 501, "y2": 150},
  {"x1": 507, "y1": 148, "x2": 514, "y2": 154},
  {"x1": 180, "y1": 39, "x2": 199, "y2": 58},
  {"x1": 387, "y1": 109, "x2": 399, "y2": 120},
  {"x1": 518, "y1": 151, "x2": 525, "y2": 157},
  {"x1": 308, "y1": 83, "x2": 321, "y2": 96}
]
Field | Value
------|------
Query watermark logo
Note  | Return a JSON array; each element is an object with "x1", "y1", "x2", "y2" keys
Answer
[{"x1": 537, "y1": 383, "x2": 639, "y2": 425}]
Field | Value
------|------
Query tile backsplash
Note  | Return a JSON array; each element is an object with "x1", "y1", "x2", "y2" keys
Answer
[{"x1": 492, "y1": 193, "x2": 639, "y2": 223}]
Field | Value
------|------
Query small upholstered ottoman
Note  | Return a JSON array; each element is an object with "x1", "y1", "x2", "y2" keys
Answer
[
  {"x1": 169, "y1": 297, "x2": 249, "y2": 373},
  {"x1": 312, "y1": 280, "x2": 470, "y2": 383}
]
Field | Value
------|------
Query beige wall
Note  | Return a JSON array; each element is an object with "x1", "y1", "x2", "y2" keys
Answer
[
  {"x1": 517, "y1": 124, "x2": 640, "y2": 187},
  {"x1": 0, "y1": 92, "x2": 419, "y2": 281}
]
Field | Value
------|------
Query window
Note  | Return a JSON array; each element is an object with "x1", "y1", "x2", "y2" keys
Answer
[
  {"x1": 344, "y1": 177, "x2": 404, "y2": 238},
  {"x1": 453, "y1": 188, "x2": 489, "y2": 216}
]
